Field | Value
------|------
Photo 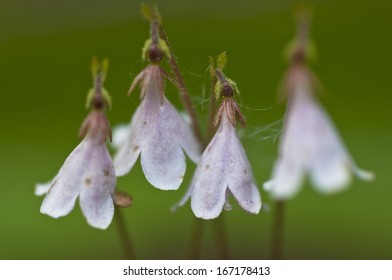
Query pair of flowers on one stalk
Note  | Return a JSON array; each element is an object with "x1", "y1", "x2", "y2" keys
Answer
[{"x1": 35, "y1": 17, "x2": 373, "y2": 230}]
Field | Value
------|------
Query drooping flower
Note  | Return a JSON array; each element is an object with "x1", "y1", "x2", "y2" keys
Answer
[
  {"x1": 174, "y1": 57, "x2": 262, "y2": 219},
  {"x1": 264, "y1": 17, "x2": 373, "y2": 200},
  {"x1": 113, "y1": 21, "x2": 201, "y2": 190},
  {"x1": 35, "y1": 59, "x2": 116, "y2": 229}
]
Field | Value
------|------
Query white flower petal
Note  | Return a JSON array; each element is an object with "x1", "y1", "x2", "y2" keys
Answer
[
  {"x1": 170, "y1": 184, "x2": 194, "y2": 212},
  {"x1": 224, "y1": 128, "x2": 261, "y2": 214},
  {"x1": 111, "y1": 123, "x2": 130, "y2": 149},
  {"x1": 189, "y1": 134, "x2": 228, "y2": 219},
  {"x1": 265, "y1": 158, "x2": 304, "y2": 200},
  {"x1": 179, "y1": 120, "x2": 201, "y2": 164},
  {"x1": 309, "y1": 145, "x2": 351, "y2": 193},
  {"x1": 137, "y1": 101, "x2": 197, "y2": 190},
  {"x1": 35, "y1": 177, "x2": 56, "y2": 196},
  {"x1": 113, "y1": 107, "x2": 143, "y2": 177},
  {"x1": 79, "y1": 143, "x2": 116, "y2": 230},
  {"x1": 40, "y1": 141, "x2": 87, "y2": 218},
  {"x1": 353, "y1": 167, "x2": 375, "y2": 181},
  {"x1": 190, "y1": 112, "x2": 261, "y2": 219},
  {"x1": 141, "y1": 127, "x2": 186, "y2": 190},
  {"x1": 231, "y1": 182, "x2": 261, "y2": 214},
  {"x1": 178, "y1": 112, "x2": 201, "y2": 163},
  {"x1": 191, "y1": 180, "x2": 227, "y2": 219},
  {"x1": 301, "y1": 91, "x2": 352, "y2": 193}
]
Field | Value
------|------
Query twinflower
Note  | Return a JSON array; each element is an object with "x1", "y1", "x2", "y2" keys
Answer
[
  {"x1": 36, "y1": 59, "x2": 116, "y2": 229},
  {"x1": 264, "y1": 17, "x2": 373, "y2": 200},
  {"x1": 113, "y1": 21, "x2": 200, "y2": 190},
  {"x1": 174, "y1": 55, "x2": 262, "y2": 219}
]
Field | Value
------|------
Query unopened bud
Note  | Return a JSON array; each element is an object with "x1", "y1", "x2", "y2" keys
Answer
[{"x1": 114, "y1": 190, "x2": 133, "y2": 208}]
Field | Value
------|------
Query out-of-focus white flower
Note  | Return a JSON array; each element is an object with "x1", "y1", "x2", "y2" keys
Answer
[
  {"x1": 264, "y1": 64, "x2": 374, "y2": 200},
  {"x1": 173, "y1": 69, "x2": 262, "y2": 219},
  {"x1": 113, "y1": 64, "x2": 201, "y2": 190},
  {"x1": 36, "y1": 111, "x2": 116, "y2": 229}
]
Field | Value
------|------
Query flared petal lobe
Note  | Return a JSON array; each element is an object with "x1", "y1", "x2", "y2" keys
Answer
[
  {"x1": 35, "y1": 177, "x2": 58, "y2": 196},
  {"x1": 113, "y1": 65, "x2": 201, "y2": 190},
  {"x1": 40, "y1": 138, "x2": 116, "y2": 229},
  {"x1": 113, "y1": 107, "x2": 143, "y2": 177},
  {"x1": 189, "y1": 112, "x2": 261, "y2": 219},
  {"x1": 79, "y1": 142, "x2": 116, "y2": 229},
  {"x1": 40, "y1": 140, "x2": 89, "y2": 219}
]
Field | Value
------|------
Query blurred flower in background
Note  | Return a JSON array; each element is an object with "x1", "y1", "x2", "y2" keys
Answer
[{"x1": 264, "y1": 14, "x2": 374, "y2": 200}]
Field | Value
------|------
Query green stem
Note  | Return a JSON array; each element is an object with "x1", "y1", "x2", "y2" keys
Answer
[
  {"x1": 188, "y1": 218, "x2": 205, "y2": 259},
  {"x1": 114, "y1": 207, "x2": 135, "y2": 260},
  {"x1": 270, "y1": 200, "x2": 285, "y2": 259},
  {"x1": 212, "y1": 213, "x2": 231, "y2": 259}
]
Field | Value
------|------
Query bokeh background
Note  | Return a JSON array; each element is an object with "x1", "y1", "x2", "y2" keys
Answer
[{"x1": 0, "y1": 0, "x2": 391, "y2": 259}]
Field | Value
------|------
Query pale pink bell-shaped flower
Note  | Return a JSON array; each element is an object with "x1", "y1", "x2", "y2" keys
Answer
[
  {"x1": 36, "y1": 58, "x2": 116, "y2": 229},
  {"x1": 174, "y1": 97, "x2": 262, "y2": 219},
  {"x1": 113, "y1": 64, "x2": 200, "y2": 190},
  {"x1": 264, "y1": 65, "x2": 373, "y2": 200},
  {"x1": 36, "y1": 111, "x2": 116, "y2": 229}
]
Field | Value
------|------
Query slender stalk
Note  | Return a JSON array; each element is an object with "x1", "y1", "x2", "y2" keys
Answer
[
  {"x1": 270, "y1": 200, "x2": 285, "y2": 259},
  {"x1": 188, "y1": 218, "x2": 206, "y2": 259},
  {"x1": 114, "y1": 207, "x2": 135, "y2": 260},
  {"x1": 158, "y1": 26, "x2": 203, "y2": 144},
  {"x1": 212, "y1": 213, "x2": 231, "y2": 259}
]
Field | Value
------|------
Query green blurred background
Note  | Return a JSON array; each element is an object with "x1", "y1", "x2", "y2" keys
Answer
[{"x1": 0, "y1": 0, "x2": 391, "y2": 259}]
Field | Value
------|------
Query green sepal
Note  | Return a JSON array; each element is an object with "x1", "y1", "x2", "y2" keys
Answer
[
  {"x1": 101, "y1": 58, "x2": 109, "y2": 81},
  {"x1": 214, "y1": 77, "x2": 240, "y2": 100},
  {"x1": 141, "y1": 3, "x2": 153, "y2": 21},
  {"x1": 102, "y1": 88, "x2": 112, "y2": 110},
  {"x1": 226, "y1": 78, "x2": 240, "y2": 95},
  {"x1": 142, "y1": 38, "x2": 152, "y2": 61},
  {"x1": 216, "y1": 52, "x2": 227, "y2": 70},
  {"x1": 86, "y1": 89, "x2": 95, "y2": 109},
  {"x1": 214, "y1": 80, "x2": 223, "y2": 100},
  {"x1": 142, "y1": 38, "x2": 171, "y2": 61},
  {"x1": 158, "y1": 39, "x2": 171, "y2": 59},
  {"x1": 141, "y1": 3, "x2": 162, "y2": 24},
  {"x1": 91, "y1": 57, "x2": 109, "y2": 80},
  {"x1": 283, "y1": 38, "x2": 316, "y2": 63}
]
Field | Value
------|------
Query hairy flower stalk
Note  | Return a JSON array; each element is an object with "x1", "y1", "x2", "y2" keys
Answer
[
  {"x1": 174, "y1": 58, "x2": 262, "y2": 219},
  {"x1": 35, "y1": 59, "x2": 117, "y2": 230},
  {"x1": 113, "y1": 20, "x2": 201, "y2": 190},
  {"x1": 264, "y1": 15, "x2": 374, "y2": 200}
]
